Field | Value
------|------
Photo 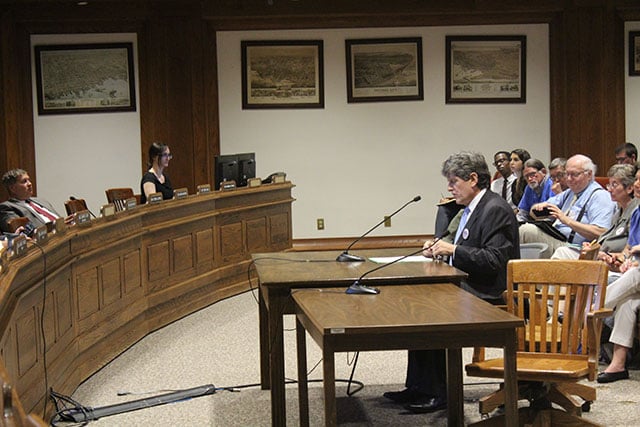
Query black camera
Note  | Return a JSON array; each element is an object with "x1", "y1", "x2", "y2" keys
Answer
[{"x1": 533, "y1": 207, "x2": 551, "y2": 217}]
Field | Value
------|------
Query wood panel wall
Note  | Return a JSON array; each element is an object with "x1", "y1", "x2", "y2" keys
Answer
[{"x1": 0, "y1": 0, "x2": 639, "y2": 201}]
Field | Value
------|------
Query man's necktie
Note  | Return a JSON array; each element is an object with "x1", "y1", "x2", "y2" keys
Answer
[
  {"x1": 501, "y1": 179, "x2": 507, "y2": 199},
  {"x1": 454, "y1": 207, "x2": 471, "y2": 244},
  {"x1": 27, "y1": 200, "x2": 58, "y2": 222}
]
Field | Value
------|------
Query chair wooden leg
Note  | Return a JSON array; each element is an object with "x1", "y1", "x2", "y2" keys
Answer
[
  {"x1": 547, "y1": 386, "x2": 582, "y2": 416},
  {"x1": 478, "y1": 386, "x2": 505, "y2": 415},
  {"x1": 555, "y1": 382, "x2": 596, "y2": 402}
]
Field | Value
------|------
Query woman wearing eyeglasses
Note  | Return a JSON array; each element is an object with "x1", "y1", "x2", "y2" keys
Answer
[{"x1": 140, "y1": 142, "x2": 174, "y2": 204}]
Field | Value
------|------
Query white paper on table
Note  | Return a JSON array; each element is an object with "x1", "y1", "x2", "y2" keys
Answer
[{"x1": 368, "y1": 256, "x2": 431, "y2": 264}]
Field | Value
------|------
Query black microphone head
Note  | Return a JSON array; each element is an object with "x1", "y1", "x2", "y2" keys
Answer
[
  {"x1": 69, "y1": 196, "x2": 77, "y2": 200},
  {"x1": 413, "y1": 195, "x2": 421, "y2": 202}
]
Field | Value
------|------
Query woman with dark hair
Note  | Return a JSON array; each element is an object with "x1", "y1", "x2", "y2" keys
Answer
[
  {"x1": 140, "y1": 142, "x2": 173, "y2": 204},
  {"x1": 509, "y1": 148, "x2": 531, "y2": 208}
]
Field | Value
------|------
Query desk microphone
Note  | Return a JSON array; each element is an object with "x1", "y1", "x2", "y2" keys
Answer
[
  {"x1": 346, "y1": 247, "x2": 426, "y2": 294},
  {"x1": 346, "y1": 230, "x2": 451, "y2": 295},
  {"x1": 70, "y1": 196, "x2": 97, "y2": 218},
  {"x1": 336, "y1": 195, "x2": 422, "y2": 262}
]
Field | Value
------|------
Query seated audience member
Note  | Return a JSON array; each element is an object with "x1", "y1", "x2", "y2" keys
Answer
[
  {"x1": 0, "y1": 168, "x2": 63, "y2": 233},
  {"x1": 509, "y1": 148, "x2": 531, "y2": 208},
  {"x1": 553, "y1": 164, "x2": 639, "y2": 259},
  {"x1": 548, "y1": 157, "x2": 568, "y2": 195},
  {"x1": 519, "y1": 154, "x2": 615, "y2": 258},
  {"x1": 140, "y1": 142, "x2": 173, "y2": 204},
  {"x1": 490, "y1": 150, "x2": 516, "y2": 209},
  {"x1": 598, "y1": 254, "x2": 640, "y2": 383},
  {"x1": 516, "y1": 158, "x2": 554, "y2": 223},
  {"x1": 383, "y1": 151, "x2": 519, "y2": 414},
  {"x1": 615, "y1": 142, "x2": 638, "y2": 165}
]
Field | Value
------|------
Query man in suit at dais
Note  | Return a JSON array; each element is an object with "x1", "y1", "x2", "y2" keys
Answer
[
  {"x1": 383, "y1": 151, "x2": 520, "y2": 413},
  {"x1": 0, "y1": 168, "x2": 63, "y2": 233}
]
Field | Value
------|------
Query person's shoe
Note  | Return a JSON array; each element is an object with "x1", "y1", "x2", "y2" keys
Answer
[
  {"x1": 597, "y1": 369, "x2": 629, "y2": 383},
  {"x1": 383, "y1": 388, "x2": 423, "y2": 404},
  {"x1": 404, "y1": 396, "x2": 447, "y2": 413}
]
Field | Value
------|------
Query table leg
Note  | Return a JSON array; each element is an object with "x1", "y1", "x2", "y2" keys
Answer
[
  {"x1": 322, "y1": 344, "x2": 337, "y2": 427},
  {"x1": 503, "y1": 330, "x2": 518, "y2": 427},
  {"x1": 446, "y1": 348, "x2": 464, "y2": 427},
  {"x1": 296, "y1": 318, "x2": 309, "y2": 427},
  {"x1": 259, "y1": 285, "x2": 270, "y2": 390},
  {"x1": 269, "y1": 291, "x2": 287, "y2": 427}
]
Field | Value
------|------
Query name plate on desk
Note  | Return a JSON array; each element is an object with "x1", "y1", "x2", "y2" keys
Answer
[
  {"x1": 220, "y1": 180, "x2": 236, "y2": 191},
  {"x1": 54, "y1": 217, "x2": 66, "y2": 234},
  {"x1": 248, "y1": 178, "x2": 262, "y2": 188},
  {"x1": 125, "y1": 197, "x2": 137, "y2": 210},
  {"x1": 173, "y1": 188, "x2": 188, "y2": 199},
  {"x1": 148, "y1": 192, "x2": 163, "y2": 204},
  {"x1": 272, "y1": 174, "x2": 286, "y2": 184},
  {"x1": 197, "y1": 184, "x2": 211, "y2": 195},
  {"x1": 33, "y1": 225, "x2": 48, "y2": 243},
  {"x1": 10, "y1": 235, "x2": 27, "y2": 258},
  {"x1": 75, "y1": 210, "x2": 92, "y2": 227},
  {"x1": 101, "y1": 203, "x2": 116, "y2": 218}
]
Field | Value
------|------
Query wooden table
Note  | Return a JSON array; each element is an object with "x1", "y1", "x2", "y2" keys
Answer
[
  {"x1": 252, "y1": 249, "x2": 468, "y2": 426},
  {"x1": 293, "y1": 284, "x2": 523, "y2": 427}
]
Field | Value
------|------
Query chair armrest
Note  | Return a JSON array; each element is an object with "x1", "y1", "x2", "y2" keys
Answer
[
  {"x1": 585, "y1": 309, "x2": 613, "y2": 381},
  {"x1": 588, "y1": 308, "x2": 614, "y2": 320}
]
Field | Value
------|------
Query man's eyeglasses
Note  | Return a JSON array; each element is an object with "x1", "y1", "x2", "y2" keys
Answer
[
  {"x1": 566, "y1": 170, "x2": 589, "y2": 179},
  {"x1": 549, "y1": 172, "x2": 565, "y2": 182},
  {"x1": 524, "y1": 171, "x2": 541, "y2": 179},
  {"x1": 493, "y1": 159, "x2": 508, "y2": 166}
]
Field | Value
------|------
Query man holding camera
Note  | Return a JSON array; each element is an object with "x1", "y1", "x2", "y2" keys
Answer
[{"x1": 518, "y1": 154, "x2": 615, "y2": 258}]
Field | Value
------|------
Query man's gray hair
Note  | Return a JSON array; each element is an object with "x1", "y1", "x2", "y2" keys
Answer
[
  {"x1": 1, "y1": 168, "x2": 27, "y2": 189},
  {"x1": 441, "y1": 151, "x2": 491, "y2": 190}
]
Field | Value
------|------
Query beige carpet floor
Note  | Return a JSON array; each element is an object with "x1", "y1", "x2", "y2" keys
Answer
[{"x1": 67, "y1": 290, "x2": 640, "y2": 426}]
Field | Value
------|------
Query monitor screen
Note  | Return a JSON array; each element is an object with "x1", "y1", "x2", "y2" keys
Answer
[{"x1": 214, "y1": 153, "x2": 255, "y2": 190}]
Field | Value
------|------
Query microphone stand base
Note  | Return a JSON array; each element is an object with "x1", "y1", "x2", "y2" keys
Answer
[
  {"x1": 336, "y1": 252, "x2": 365, "y2": 262},
  {"x1": 346, "y1": 283, "x2": 380, "y2": 295}
]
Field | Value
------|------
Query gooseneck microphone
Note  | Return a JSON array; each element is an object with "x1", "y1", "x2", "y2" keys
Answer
[
  {"x1": 346, "y1": 230, "x2": 451, "y2": 295},
  {"x1": 336, "y1": 195, "x2": 422, "y2": 262},
  {"x1": 70, "y1": 196, "x2": 97, "y2": 218}
]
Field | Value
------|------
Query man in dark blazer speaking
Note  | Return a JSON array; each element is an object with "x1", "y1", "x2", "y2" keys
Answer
[
  {"x1": 383, "y1": 151, "x2": 520, "y2": 413},
  {"x1": 0, "y1": 168, "x2": 62, "y2": 233}
]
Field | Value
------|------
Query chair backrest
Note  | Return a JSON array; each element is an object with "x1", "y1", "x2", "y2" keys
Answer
[
  {"x1": 506, "y1": 259, "x2": 608, "y2": 359},
  {"x1": 519, "y1": 242, "x2": 549, "y2": 259},
  {"x1": 105, "y1": 188, "x2": 134, "y2": 212},
  {"x1": 64, "y1": 198, "x2": 88, "y2": 216},
  {"x1": 578, "y1": 242, "x2": 600, "y2": 260},
  {"x1": 6, "y1": 217, "x2": 29, "y2": 233}
]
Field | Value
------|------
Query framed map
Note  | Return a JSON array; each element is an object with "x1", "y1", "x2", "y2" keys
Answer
[
  {"x1": 241, "y1": 40, "x2": 324, "y2": 109},
  {"x1": 34, "y1": 43, "x2": 136, "y2": 115},
  {"x1": 345, "y1": 37, "x2": 423, "y2": 103},
  {"x1": 629, "y1": 31, "x2": 640, "y2": 76},
  {"x1": 445, "y1": 35, "x2": 526, "y2": 104}
]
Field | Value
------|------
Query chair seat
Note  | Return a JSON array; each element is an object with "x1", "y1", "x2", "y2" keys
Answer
[{"x1": 466, "y1": 352, "x2": 590, "y2": 381}]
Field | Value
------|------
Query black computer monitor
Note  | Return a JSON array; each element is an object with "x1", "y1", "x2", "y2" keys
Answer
[
  {"x1": 214, "y1": 152, "x2": 256, "y2": 190},
  {"x1": 237, "y1": 153, "x2": 256, "y2": 187},
  {"x1": 214, "y1": 154, "x2": 239, "y2": 190}
]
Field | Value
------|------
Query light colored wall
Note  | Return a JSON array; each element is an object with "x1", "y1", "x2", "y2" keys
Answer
[
  {"x1": 217, "y1": 24, "x2": 551, "y2": 238},
  {"x1": 27, "y1": 25, "x2": 552, "y2": 239},
  {"x1": 626, "y1": 22, "x2": 640, "y2": 145},
  {"x1": 30, "y1": 33, "x2": 141, "y2": 217}
]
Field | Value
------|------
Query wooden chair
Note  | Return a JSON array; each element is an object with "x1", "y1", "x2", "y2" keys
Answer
[
  {"x1": 64, "y1": 198, "x2": 88, "y2": 215},
  {"x1": 7, "y1": 217, "x2": 29, "y2": 233},
  {"x1": 579, "y1": 242, "x2": 601, "y2": 260},
  {"x1": 105, "y1": 187, "x2": 134, "y2": 212},
  {"x1": 465, "y1": 259, "x2": 611, "y2": 426}
]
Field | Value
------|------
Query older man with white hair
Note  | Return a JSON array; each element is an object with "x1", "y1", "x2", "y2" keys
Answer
[{"x1": 519, "y1": 154, "x2": 616, "y2": 258}]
